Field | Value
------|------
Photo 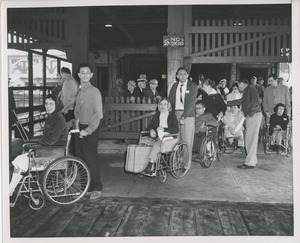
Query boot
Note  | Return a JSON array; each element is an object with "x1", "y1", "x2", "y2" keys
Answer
[
  {"x1": 267, "y1": 144, "x2": 275, "y2": 153},
  {"x1": 273, "y1": 144, "x2": 278, "y2": 152}
]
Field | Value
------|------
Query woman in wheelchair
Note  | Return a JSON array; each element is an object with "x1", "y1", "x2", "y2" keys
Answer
[
  {"x1": 222, "y1": 99, "x2": 245, "y2": 153},
  {"x1": 192, "y1": 101, "x2": 218, "y2": 156},
  {"x1": 141, "y1": 98, "x2": 179, "y2": 177},
  {"x1": 9, "y1": 94, "x2": 68, "y2": 196},
  {"x1": 267, "y1": 103, "x2": 289, "y2": 154}
]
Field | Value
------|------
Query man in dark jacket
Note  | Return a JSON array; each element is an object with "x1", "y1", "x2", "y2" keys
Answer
[
  {"x1": 237, "y1": 78, "x2": 262, "y2": 169},
  {"x1": 168, "y1": 67, "x2": 198, "y2": 168}
]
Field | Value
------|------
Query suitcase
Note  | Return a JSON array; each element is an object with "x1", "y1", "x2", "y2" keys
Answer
[{"x1": 125, "y1": 144, "x2": 152, "y2": 173}]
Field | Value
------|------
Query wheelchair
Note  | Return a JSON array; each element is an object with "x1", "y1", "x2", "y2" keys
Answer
[
  {"x1": 10, "y1": 130, "x2": 91, "y2": 210},
  {"x1": 193, "y1": 125, "x2": 219, "y2": 168},
  {"x1": 218, "y1": 122, "x2": 246, "y2": 155},
  {"x1": 139, "y1": 131, "x2": 190, "y2": 182},
  {"x1": 262, "y1": 121, "x2": 292, "y2": 157}
]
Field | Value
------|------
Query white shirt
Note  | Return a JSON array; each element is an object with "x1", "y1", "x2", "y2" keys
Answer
[{"x1": 175, "y1": 81, "x2": 187, "y2": 110}]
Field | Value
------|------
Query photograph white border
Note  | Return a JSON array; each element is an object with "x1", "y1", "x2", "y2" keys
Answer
[{"x1": 1, "y1": 0, "x2": 299, "y2": 242}]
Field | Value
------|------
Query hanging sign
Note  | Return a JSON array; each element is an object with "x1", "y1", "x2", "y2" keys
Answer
[{"x1": 163, "y1": 36, "x2": 185, "y2": 47}]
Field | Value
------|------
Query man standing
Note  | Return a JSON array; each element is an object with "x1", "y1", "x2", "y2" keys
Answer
[
  {"x1": 237, "y1": 78, "x2": 262, "y2": 169},
  {"x1": 263, "y1": 74, "x2": 291, "y2": 121},
  {"x1": 61, "y1": 67, "x2": 79, "y2": 122},
  {"x1": 250, "y1": 76, "x2": 264, "y2": 104},
  {"x1": 108, "y1": 77, "x2": 124, "y2": 98},
  {"x1": 168, "y1": 67, "x2": 198, "y2": 168},
  {"x1": 75, "y1": 64, "x2": 103, "y2": 200}
]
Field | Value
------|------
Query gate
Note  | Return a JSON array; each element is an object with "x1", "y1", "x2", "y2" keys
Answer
[{"x1": 99, "y1": 97, "x2": 157, "y2": 139}]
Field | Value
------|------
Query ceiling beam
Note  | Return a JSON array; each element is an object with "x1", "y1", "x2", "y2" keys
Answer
[{"x1": 100, "y1": 7, "x2": 136, "y2": 45}]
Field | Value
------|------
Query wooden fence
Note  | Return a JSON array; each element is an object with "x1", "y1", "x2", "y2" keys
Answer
[
  {"x1": 99, "y1": 97, "x2": 158, "y2": 139},
  {"x1": 185, "y1": 18, "x2": 291, "y2": 63}
]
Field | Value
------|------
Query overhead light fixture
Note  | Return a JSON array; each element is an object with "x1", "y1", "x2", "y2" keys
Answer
[{"x1": 105, "y1": 24, "x2": 112, "y2": 28}]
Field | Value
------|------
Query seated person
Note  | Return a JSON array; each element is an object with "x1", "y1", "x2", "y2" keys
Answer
[
  {"x1": 268, "y1": 103, "x2": 289, "y2": 154},
  {"x1": 222, "y1": 99, "x2": 245, "y2": 152},
  {"x1": 9, "y1": 94, "x2": 68, "y2": 196},
  {"x1": 141, "y1": 98, "x2": 178, "y2": 177},
  {"x1": 192, "y1": 101, "x2": 218, "y2": 154}
]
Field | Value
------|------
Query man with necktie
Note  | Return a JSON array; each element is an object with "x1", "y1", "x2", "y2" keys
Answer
[{"x1": 168, "y1": 67, "x2": 198, "y2": 170}]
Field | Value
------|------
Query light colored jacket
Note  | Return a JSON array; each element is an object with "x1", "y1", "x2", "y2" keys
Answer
[
  {"x1": 263, "y1": 84, "x2": 291, "y2": 116},
  {"x1": 61, "y1": 74, "x2": 79, "y2": 113}
]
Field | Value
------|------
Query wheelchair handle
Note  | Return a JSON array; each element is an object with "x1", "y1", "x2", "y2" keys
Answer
[{"x1": 69, "y1": 129, "x2": 80, "y2": 134}]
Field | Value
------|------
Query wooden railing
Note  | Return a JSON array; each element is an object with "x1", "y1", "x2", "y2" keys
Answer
[
  {"x1": 185, "y1": 18, "x2": 291, "y2": 63},
  {"x1": 99, "y1": 97, "x2": 158, "y2": 139}
]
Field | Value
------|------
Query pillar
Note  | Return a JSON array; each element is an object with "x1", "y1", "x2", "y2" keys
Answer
[
  {"x1": 65, "y1": 7, "x2": 89, "y2": 78},
  {"x1": 166, "y1": 6, "x2": 185, "y2": 96}
]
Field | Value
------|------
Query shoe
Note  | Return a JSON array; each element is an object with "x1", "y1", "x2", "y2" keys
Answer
[
  {"x1": 142, "y1": 163, "x2": 153, "y2": 174},
  {"x1": 85, "y1": 191, "x2": 92, "y2": 197},
  {"x1": 90, "y1": 191, "x2": 102, "y2": 200},
  {"x1": 237, "y1": 164, "x2": 255, "y2": 169}
]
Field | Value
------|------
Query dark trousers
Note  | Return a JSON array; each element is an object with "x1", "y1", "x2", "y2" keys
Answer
[
  {"x1": 192, "y1": 132, "x2": 206, "y2": 153},
  {"x1": 75, "y1": 124, "x2": 102, "y2": 191},
  {"x1": 63, "y1": 110, "x2": 75, "y2": 122}
]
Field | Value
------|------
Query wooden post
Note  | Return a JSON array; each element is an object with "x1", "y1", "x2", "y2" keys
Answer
[
  {"x1": 65, "y1": 7, "x2": 89, "y2": 77},
  {"x1": 166, "y1": 6, "x2": 185, "y2": 96}
]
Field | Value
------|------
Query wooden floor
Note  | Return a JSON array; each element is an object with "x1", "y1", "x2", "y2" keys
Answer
[{"x1": 10, "y1": 196, "x2": 293, "y2": 237}]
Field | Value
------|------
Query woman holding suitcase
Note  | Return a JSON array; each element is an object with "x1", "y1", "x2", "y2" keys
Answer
[{"x1": 141, "y1": 98, "x2": 179, "y2": 177}]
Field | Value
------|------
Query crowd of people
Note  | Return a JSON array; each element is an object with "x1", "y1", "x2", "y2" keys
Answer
[{"x1": 9, "y1": 65, "x2": 292, "y2": 198}]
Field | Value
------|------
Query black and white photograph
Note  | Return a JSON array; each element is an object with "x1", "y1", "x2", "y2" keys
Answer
[{"x1": 1, "y1": 0, "x2": 299, "y2": 242}]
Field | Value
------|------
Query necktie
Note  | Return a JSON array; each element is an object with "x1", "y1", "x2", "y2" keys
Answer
[{"x1": 180, "y1": 84, "x2": 183, "y2": 103}]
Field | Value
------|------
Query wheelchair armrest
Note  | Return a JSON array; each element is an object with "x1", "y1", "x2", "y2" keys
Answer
[
  {"x1": 162, "y1": 133, "x2": 179, "y2": 139},
  {"x1": 140, "y1": 131, "x2": 150, "y2": 135},
  {"x1": 22, "y1": 142, "x2": 39, "y2": 151}
]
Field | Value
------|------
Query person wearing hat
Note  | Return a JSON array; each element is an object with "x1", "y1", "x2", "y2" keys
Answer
[
  {"x1": 124, "y1": 80, "x2": 137, "y2": 102},
  {"x1": 237, "y1": 78, "x2": 262, "y2": 169},
  {"x1": 133, "y1": 74, "x2": 147, "y2": 101},
  {"x1": 217, "y1": 79, "x2": 229, "y2": 100},
  {"x1": 222, "y1": 99, "x2": 245, "y2": 153},
  {"x1": 144, "y1": 79, "x2": 162, "y2": 103}
]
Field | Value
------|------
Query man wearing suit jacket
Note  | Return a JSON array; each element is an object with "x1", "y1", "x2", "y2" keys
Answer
[{"x1": 168, "y1": 67, "x2": 198, "y2": 169}]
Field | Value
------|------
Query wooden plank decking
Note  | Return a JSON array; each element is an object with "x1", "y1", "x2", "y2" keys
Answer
[{"x1": 10, "y1": 197, "x2": 293, "y2": 237}]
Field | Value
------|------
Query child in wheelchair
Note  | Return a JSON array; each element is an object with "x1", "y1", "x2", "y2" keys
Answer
[
  {"x1": 141, "y1": 98, "x2": 179, "y2": 177},
  {"x1": 192, "y1": 101, "x2": 218, "y2": 157},
  {"x1": 267, "y1": 103, "x2": 289, "y2": 154},
  {"x1": 222, "y1": 99, "x2": 245, "y2": 153},
  {"x1": 9, "y1": 94, "x2": 68, "y2": 196}
]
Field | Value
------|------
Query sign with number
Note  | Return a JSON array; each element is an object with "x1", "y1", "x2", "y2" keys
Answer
[{"x1": 163, "y1": 36, "x2": 185, "y2": 47}]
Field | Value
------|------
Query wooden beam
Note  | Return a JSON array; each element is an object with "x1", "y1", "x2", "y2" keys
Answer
[
  {"x1": 186, "y1": 25, "x2": 290, "y2": 34},
  {"x1": 100, "y1": 111, "x2": 156, "y2": 131},
  {"x1": 104, "y1": 103, "x2": 157, "y2": 111},
  {"x1": 189, "y1": 32, "x2": 289, "y2": 57},
  {"x1": 8, "y1": 13, "x2": 67, "y2": 21},
  {"x1": 98, "y1": 132, "x2": 140, "y2": 139},
  {"x1": 8, "y1": 25, "x2": 68, "y2": 44},
  {"x1": 8, "y1": 43, "x2": 71, "y2": 51},
  {"x1": 189, "y1": 56, "x2": 290, "y2": 63},
  {"x1": 101, "y1": 7, "x2": 136, "y2": 45}
]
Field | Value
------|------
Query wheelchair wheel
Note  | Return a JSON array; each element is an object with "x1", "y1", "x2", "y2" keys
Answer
[
  {"x1": 29, "y1": 193, "x2": 45, "y2": 210},
  {"x1": 42, "y1": 156, "x2": 91, "y2": 206},
  {"x1": 170, "y1": 142, "x2": 190, "y2": 178},
  {"x1": 158, "y1": 169, "x2": 167, "y2": 182},
  {"x1": 199, "y1": 137, "x2": 215, "y2": 168}
]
